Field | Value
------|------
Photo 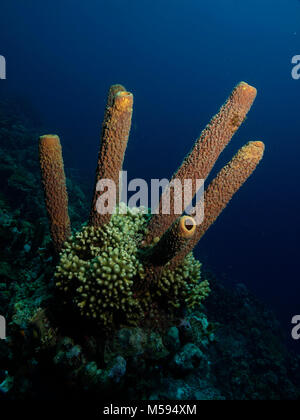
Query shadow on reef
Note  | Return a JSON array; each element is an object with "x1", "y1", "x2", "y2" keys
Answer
[{"x1": 0, "y1": 92, "x2": 299, "y2": 400}]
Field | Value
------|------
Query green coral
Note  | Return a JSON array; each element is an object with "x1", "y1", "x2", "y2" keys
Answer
[
  {"x1": 159, "y1": 254, "x2": 210, "y2": 309},
  {"x1": 55, "y1": 204, "x2": 210, "y2": 329}
]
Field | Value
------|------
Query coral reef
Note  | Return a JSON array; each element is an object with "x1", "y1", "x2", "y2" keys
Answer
[
  {"x1": 55, "y1": 203, "x2": 209, "y2": 328},
  {"x1": 2, "y1": 278, "x2": 300, "y2": 400},
  {"x1": 0, "y1": 97, "x2": 299, "y2": 401},
  {"x1": 40, "y1": 82, "x2": 263, "y2": 330}
]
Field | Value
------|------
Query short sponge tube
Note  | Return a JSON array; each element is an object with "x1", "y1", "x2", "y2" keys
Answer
[{"x1": 142, "y1": 215, "x2": 197, "y2": 267}]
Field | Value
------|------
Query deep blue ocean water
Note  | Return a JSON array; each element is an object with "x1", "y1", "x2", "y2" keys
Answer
[{"x1": 0, "y1": 0, "x2": 299, "y2": 348}]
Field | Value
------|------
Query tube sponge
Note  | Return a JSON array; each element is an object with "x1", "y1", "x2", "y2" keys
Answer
[
  {"x1": 168, "y1": 141, "x2": 265, "y2": 269},
  {"x1": 142, "y1": 215, "x2": 197, "y2": 267},
  {"x1": 89, "y1": 85, "x2": 133, "y2": 228},
  {"x1": 39, "y1": 135, "x2": 71, "y2": 253},
  {"x1": 39, "y1": 81, "x2": 264, "y2": 330},
  {"x1": 143, "y1": 82, "x2": 257, "y2": 246}
]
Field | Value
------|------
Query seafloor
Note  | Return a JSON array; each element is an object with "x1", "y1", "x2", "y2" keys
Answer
[{"x1": 0, "y1": 101, "x2": 299, "y2": 401}]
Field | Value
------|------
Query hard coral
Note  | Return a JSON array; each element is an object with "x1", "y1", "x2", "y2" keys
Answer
[{"x1": 55, "y1": 204, "x2": 208, "y2": 328}]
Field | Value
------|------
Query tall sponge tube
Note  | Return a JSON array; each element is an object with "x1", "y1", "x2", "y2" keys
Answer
[
  {"x1": 168, "y1": 141, "x2": 265, "y2": 269},
  {"x1": 39, "y1": 135, "x2": 71, "y2": 253},
  {"x1": 89, "y1": 84, "x2": 133, "y2": 228},
  {"x1": 143, "y1": 82, "x2": 257, "y2": 246}
]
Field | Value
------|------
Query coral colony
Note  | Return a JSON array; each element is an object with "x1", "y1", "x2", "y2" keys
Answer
[{"x1": 39, "y1": 82, "x2": 264, "y2": 330}]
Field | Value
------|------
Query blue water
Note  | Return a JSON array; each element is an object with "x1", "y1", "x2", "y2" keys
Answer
[{"x1": 1, "y1": 0, "x2": 299, "y2": 347}]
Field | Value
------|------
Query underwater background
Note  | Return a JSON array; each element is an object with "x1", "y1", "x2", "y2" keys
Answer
[{"x1": 0, "y1": 0, "x2": 300, "y2": 401}]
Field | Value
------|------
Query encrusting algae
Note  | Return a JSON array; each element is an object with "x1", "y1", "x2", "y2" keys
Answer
[{"x1": 39, "y1": 82, "x2": 264, "y2": 330}]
